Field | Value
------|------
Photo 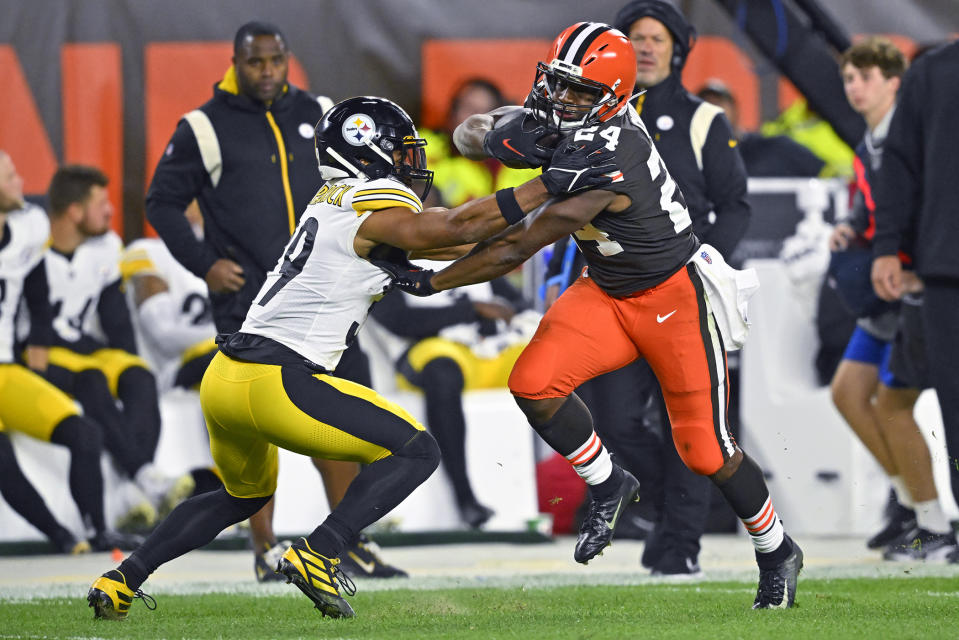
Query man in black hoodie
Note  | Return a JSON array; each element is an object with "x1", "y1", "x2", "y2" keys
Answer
[
  {"x1": 145, "y1": 21, "x2": 405, "y2": 581},
  {"x1": 872, "y1": 41, "x2": 959, "y2": 558},
  {"x1": 578, "y1": 0, "x2": 751, "y2": 577}
]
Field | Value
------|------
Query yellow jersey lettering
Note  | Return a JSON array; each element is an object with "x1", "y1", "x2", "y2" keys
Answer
[
  {"x1": 328, "y1": 185, "x2": 352, "y2": 207},
  {"x1": 310, "y1": 184, "x2": 330, "y2": 205}
]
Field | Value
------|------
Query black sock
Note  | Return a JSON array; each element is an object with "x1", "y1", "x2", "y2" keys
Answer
[
  {"x1": 756, "y1": 536, "x2": 794, "y2": 569},
  {"x1": 123, "y1": 488, "x2": 270, "y2": 590},
  {"x1": 50, "y1": 415, "x2": 107, "y2": 533},
  {"x1": 713, "y1": 453, "x2": 770, "y2": 520},
  {"x1": 306, "y1": 516, "x2": 351, "y2": 559},
  {"x1": 588, "y1": 464, "x2": 626, "y2": 500},
  {"x1": 0, "y1": 434, "x2": 74, "y2": 547},
  {"x1": 309, "y1": 431, "x2": 440, "y2": 557},
  {"x1": 527, "y1": 394, "x2": 596, "y2": 455}
]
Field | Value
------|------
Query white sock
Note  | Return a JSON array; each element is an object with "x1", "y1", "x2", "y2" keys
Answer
[
  {"x1": 915, "y1": 498, "x2": 952, "y2": 534},
  {"x1": 743, "y1": 497, "x2": 785, "y2": 554},
  {"x1": 890, "y1": 476, "x2": 914, "y2": 509},
  {"x1": 565, "y1": 432, "x2": 612, "y2": 485}
]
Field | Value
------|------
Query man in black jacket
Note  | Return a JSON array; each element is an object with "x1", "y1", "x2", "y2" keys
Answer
[
  {"x1": 872, "y1": 41, "x2": 959, "y2": 555},
  {"x1": 145, "y1": 21, "x2": 405, "y2": 580},
  {"x1": 578, "y1": 0, "x2": 751, "y2": 576}
]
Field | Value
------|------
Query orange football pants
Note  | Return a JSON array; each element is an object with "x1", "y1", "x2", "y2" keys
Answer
[{"x1": 509, "y1": 264, "x2": 735, "y2": 475}]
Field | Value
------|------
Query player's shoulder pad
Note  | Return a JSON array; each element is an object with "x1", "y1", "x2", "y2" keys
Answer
[{"x1": 348, "y1": 177, "x2": 423, "y2": 214}]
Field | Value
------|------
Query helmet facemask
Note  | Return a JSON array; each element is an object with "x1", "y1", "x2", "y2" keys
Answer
[
  {"x1": 391, "y1": 136, "x2": 433, "y2": 200},
  {"x1": 527, "y1": 60, "x2": 621, "y2": 132}
]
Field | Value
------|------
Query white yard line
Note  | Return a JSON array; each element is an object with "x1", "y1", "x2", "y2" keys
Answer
[{"x1": 1, "y1": 535, "x2": 956, "y2": 600}]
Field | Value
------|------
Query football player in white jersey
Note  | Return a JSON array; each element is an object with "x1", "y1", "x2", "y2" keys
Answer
[
  {"x1": 87, "y1": 96, "x2": 617, "y2": 621},
  {"x1": 121, "y1": 205, "x2": 409, "y2": 582},
  {"x1": 121, "y1": 233, "x2": 218, "y2": 395},
  {"x1": 43, "y1": 166, "x2": 193, "y2": 519},
  {"x1": 0, "y1": 151, "x2": 139, "y2": 552}
]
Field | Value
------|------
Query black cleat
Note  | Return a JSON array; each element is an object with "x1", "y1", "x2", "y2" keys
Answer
[
  {"x1": 867, "y1": 503, "x2": 917, "y2": 550},
  {"x1": 90, "y1": 529, "x2": 144, "y2": 552},
  {"x1": 338, "y1": 534, "x2": 407, "y2": 578},
  {"x1": 277, "y1": 538, "x2": 356, "y2": 618},
  {"x1": 574, "y1": 471, "x2": 640, "y2": 564},
  {"x1": 458, "y1": 500, "x2": 495, "y2": 530},
  {"x1": 255, "y1": 540, "x2": 291, "y2": 582},
  {"x1": 753, "y1": 537, "x2": 803, "y2": 609},
  {"x1": 883, "y1": 528, "x2": 958, "y2": 562},
  {"x1": 650, "y1": 551, "x2": 703, "y2": 578}
]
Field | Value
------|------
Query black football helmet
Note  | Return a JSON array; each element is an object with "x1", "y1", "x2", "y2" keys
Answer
[{"x1": 314, "y1": 96, "x2": 433, "y2": 199}]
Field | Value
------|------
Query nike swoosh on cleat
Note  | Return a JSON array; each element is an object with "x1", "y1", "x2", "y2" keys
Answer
[
  {"x1": 656, "y1": 310, "x2": 677, "y2": 323},
  {"x1": 502, "y1": 138, "x2": 525, "y2": 157},
  {"x1": 348, "y1": 552, "x2": 377, "y2": 575},
  {"x1": 777, "y1": 583, "x2": 789, "y2": 609},
  {"x1": 603, "y1": 497, "x2": 625, "y2": 530}
]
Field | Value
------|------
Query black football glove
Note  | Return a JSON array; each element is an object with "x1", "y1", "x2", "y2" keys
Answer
[
  {"x1": 541, "y1": 134, "x2": 619, "y2": 196},
  {"x1": 367, "y1": 244, "x2": 438, "y2": 297},
  {"x1": 483, "y1": 109, "x2": 559, "y2": 169}
]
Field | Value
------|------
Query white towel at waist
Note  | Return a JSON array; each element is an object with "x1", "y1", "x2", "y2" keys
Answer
[{"x1": 687, "y1": 244, "x2": 760, "y2": 351}]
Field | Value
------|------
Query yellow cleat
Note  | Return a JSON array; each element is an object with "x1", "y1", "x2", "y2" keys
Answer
[
  {"x1": 277, "y1": 538, "x2": 356, "y2": 619},
  {"x1": 87, "y1": 570, "x2": 155, "y2": 621},
  {"x1": 70, "y1": 540, "x2": 92, "y2": 555}
]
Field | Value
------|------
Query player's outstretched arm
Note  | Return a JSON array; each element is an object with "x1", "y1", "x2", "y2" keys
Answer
[
  {"x1": 357, "y1": 135, "x2": 617, "y2": 255},
  {"x1": 375, "y1": 188, "x2": 616, "y2": 297},
  {"x1": 433, "y1": 188, "x2": 616, "y2": 291}
]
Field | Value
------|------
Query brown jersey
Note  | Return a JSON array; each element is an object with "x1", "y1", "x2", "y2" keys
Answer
[{"x1": 571, "y1": 105, "x2": 699, "y2": 296}]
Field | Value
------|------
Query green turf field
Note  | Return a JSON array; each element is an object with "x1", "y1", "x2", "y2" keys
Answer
[{"x1": 3, "y1": 576, "x2": 957, "y2": 639}]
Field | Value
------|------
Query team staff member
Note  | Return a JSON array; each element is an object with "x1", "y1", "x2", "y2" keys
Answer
[
  {"x1": 144, "y1": 21, "x2": 405, "y2": 580},
  {"x1": 872, "y1": 41, "x2": 959, "y2": 550}
]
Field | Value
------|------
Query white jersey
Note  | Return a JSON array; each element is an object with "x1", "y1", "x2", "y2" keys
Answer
[
  {"x1": 241, "y1": 176, "x2": 421, "y2": 371},
  {"x1": 121, "y1": 238, "x2": 216, "y2": 389},
  {"x1": 45, "y1": 230, "x2": 123, "y2": 345},
  {"x1": 0, "y1": 204, "x2": 50, "y2": 362}
]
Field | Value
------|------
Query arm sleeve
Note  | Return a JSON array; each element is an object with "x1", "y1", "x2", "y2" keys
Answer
[
  {"x1": 145, "y1": 120, "x2": 221, "y2": 279},
  {"x1": 698, "y1": 114, "x2": 751, "y2": 256},
  {"x1": 872, "y1": 67, "x2": 924, "y2": 258},
  {"x1": 371, "y1": 290, "x2": 478, "y2": 339},
  {"x1": 96, "y1": 279, "x2": 138, "y2": 354},
  {"x1": 22, "y1": 259, "x2": 53, "y2": 347}
]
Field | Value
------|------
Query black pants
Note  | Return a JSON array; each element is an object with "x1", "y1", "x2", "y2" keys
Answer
[{"x1": 921, "y1": 277, "x2": 959, "y2": 506}]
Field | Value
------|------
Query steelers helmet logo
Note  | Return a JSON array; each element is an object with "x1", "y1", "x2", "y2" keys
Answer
[{"x1": 343, "y1": 114, "x2": 376, "y2": 146}]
